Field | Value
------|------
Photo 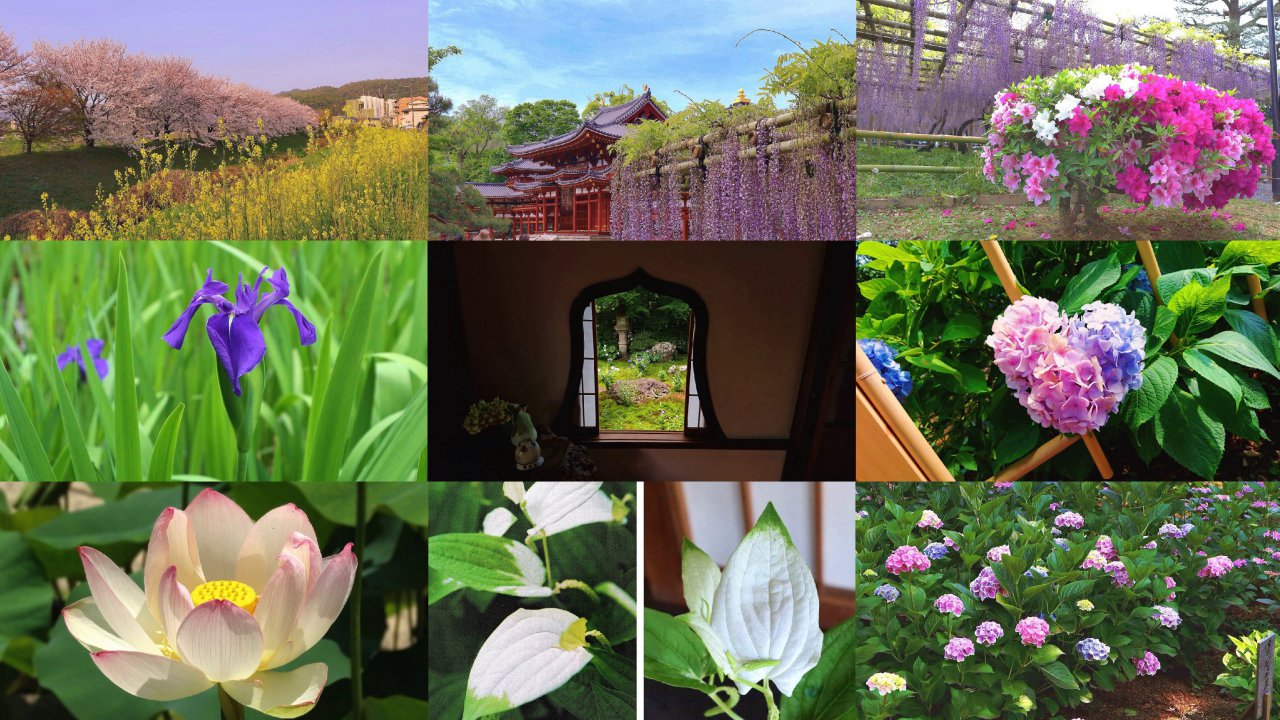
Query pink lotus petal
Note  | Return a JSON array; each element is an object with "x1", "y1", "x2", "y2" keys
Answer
[
  {"x1": 144, "y1": 508, "x2": 203, "y2": 625},
  {"x1": 234, "y1": 504, "x2": 318, "y2": 592},
  {"x1": 63, "y1": 598, "x2": 137, "y2": 653},
  {"x1": 256, "y1": 554, "x2": 307, "y2": 663},
  {"x1": 223, "y1": 664, "x2": 327, "y2": 718},
  {"x1": 186, "y1": 489, "x2": 254, "y2": 581},
  {"x1": 91, "y1": 650, "x2": 213, "y2": 701},
  {"x1": 79, "y1": 547, "x2": 161, "y2": 654},
  {"x1": 174, "y1": 600, "x2": 263, "y2": 683},
  {"x1": 157, "y1": 566, "x2": 194, "y2": 640},
  {"x1": 268, "y1": 543, "x2": 357, "y2": 669}
]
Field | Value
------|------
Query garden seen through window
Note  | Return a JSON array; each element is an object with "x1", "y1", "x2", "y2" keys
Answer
[{"x1": 588, "y1": 288, "x2": 698, "y2": 432}]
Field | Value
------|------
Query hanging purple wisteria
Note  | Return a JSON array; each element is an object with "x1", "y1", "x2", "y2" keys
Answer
[
  {"x1": 856, "y1": 0, "x2": 1270, "y2": 135},
  {"x1": 609, "y1": 130, "x2": 853, "y2": 241}
]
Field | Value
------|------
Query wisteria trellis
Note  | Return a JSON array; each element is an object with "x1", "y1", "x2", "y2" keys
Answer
[
  {"x1": 609, "y1": 129, "x2": 855, "y2": 241},
  {"x1": 857, "y1": 0, "x2": 1272, "y2": 135}
]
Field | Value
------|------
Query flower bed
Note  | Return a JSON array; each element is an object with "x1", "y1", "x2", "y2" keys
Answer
[
  {"x1": 983, "y1": 64, "x2": 1276, "y2": 228},
  {"x1": 856, "y1": 482, "x2": 1280, "y2": 720}
]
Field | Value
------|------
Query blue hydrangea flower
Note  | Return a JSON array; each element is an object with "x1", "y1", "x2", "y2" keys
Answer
[
  {"x1": 1125, "y1": 264, "x2": 1152, "y2": 293},
  {"x1": 1053, "y1": 538, "x2": 1070, "y2": 549},
  {"x1": 1024, "y1": 565, "x2": 1049, "y2": 578},
  {"x1": 1076, "y1": 637, "x2": 1111, "y2": 661},
  {"x1": 924, "y1": 542, "x2": 949, "y2": 560},
  {"x1": 858, "y1": 338, "x2": 913, "y2": 401},
  {"x1": 1067, "y1": 302, "x2": 1145, "y2": 395},
  {"x1": 56, "y1": 339, "x2": 108, "y2": 381},
  {"x1": 162, "y1": 268, "x2": 316, "y2": 396},
  {"x1": 873, "y1": 584, "x2": 900, "y2": 603}
]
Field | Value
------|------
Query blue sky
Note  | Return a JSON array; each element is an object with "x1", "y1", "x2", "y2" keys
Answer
[
  {"x1": 2, "y1": 0, "x2": 426, "y2": 92},
  {"x1": 428, "y1": 0, "x2": 852, "y2": 113}
]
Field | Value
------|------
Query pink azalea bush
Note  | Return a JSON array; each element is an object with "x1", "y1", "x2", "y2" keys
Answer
[{"x1": 984, "y1": 64, "x2": 1276, "y2": 227}]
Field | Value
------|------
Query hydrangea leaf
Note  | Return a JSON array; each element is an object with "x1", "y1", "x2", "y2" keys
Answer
[
  {"x1": 710, "y1": 502, "x2": 823, "y2": 697},
  {"x1": 1153, "y1": 388, "x2": 1224, "y2": 480},
  {"x1": 681, "y1": 538, "x2": 720, "y2": 622},
  {"x1": 426, "y1": 533, "x2": 551, "y2": 597},
  {"x1": 1125, "y1": 355, "x2": 1176, "y2": 428},
  {"x1": 1182, "y1": 349, "x2": 1241, "y2": 409},
  {"x1": 463, "y1": 608, "x2": 593, "y2": 720}
]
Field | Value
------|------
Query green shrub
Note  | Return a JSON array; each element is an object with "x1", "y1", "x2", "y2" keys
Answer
[
  {"x1": 614, "y1": 382, "x2": 640, "y2": 407},
  {"x1": 1214, "y1": 629, "x2": 1279, "y2": 716}
]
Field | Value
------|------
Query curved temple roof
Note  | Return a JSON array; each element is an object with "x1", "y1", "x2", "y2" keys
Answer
[
  {"x1": 504, "y1": 89, "x2": 667, "y2": 157},
  {"x1": 469, "y1": 182, "x2": 527, "y2": 200}
]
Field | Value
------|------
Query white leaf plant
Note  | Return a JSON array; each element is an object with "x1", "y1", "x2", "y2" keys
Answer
[
  {"x1": 646, "y1": 502, "x2": 825, "y2": 720},
  {"x1": 427, "y1": 481, "x2": 635, "y2": 720}
]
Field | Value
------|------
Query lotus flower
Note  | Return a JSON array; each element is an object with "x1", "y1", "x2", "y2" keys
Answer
[{"x1": 62, "y1": 489, "x2": 357, "y2": 717}]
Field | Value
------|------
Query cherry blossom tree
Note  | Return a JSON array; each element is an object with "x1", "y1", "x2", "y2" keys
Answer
[
  {"x1": 0, "y1": 28, "x2": 23, "y2": 86},
  {"x1": 31, "y1": 39, "x2": 136, "y2": 147},
  {"x1": 0, "y1": 76, "x2": 78, "y2": 153}
]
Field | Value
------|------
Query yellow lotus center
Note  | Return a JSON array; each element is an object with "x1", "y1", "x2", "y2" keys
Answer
[
  {"x1": 558, "y1": 617, "x2": 588, "y2": 651},
  {"x1": 191, "y1": 580, "x2": 258, "y2": 614}
]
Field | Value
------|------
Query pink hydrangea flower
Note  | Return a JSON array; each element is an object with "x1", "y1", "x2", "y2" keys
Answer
[
  {"x1": 1135, "y1": 651, "x2": 1161, "y2": 676},
  {"x1": 1082, "y1": 550, "x2": 1109, "y2": 570},
  {"x1": 974, "y1": 621, "x2": 1004, "y2": 645},
  {"x1": 934, "y1": 593, "x2": 965, "y2": 617},
  {"x1": 918, "y1": 510, "x2": 943, "y2": 529},
  {"x1": 1015, "y1": 617, "x2": 1050, "y2": 647},
  {"x1": 987, "y1": 545, "x2": 1012, "y2": 563},
  {"x1": 1096, "y1": 535, "x2": 1117, "y2": 560},
  {"x1": 944, "y1": 637, "x2": 976, "y2": 662},
  {"x1": 1198, "y1": 555, "x2": 1233, "y2": 578},
  {"x1": 970, "y1": 566, "x2": 1004, "y2": 600},
  {"x1": 1055, "y1": 511, "x2": 1085, "y2": 529},
  {"x1": 886, "y1": 545, "x2": 931, "y2": 575}
]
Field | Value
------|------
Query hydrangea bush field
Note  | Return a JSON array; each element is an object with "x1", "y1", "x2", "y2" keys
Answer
[
  {"x1": 856, "y1": 481, "x2": 1280, "y2": 720},
  {"x1": 984, "y1": 64, "x2": 1276, "y2": 228},
  {"x1": 857, "y1": 240, "x2": 1280, "y2": 479}
]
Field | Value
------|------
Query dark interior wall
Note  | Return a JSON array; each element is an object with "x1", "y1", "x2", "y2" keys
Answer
[{"x1": 451, "y1": 243, "x2": 826, "y2": 439}]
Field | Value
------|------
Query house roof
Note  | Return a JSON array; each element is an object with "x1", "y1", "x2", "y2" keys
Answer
[
  {"x1": 491, "y1": 158, "x2": 556, "y2": 175},
  {"x1": 468, "y1": 182, "x2": 526, "y2": 199},
  {"x1": 504, "y1": 89, "x2": 666, "y2": 157}
]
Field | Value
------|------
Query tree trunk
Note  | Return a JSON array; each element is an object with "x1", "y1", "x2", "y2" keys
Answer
[{"x1": 23, "y1": 139, "x2": 32, "y2": 154}]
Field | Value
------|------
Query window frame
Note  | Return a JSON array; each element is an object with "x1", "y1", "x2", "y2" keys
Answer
[{"x1": 555, "y1": 268, "x2": 725, "y2": 442}]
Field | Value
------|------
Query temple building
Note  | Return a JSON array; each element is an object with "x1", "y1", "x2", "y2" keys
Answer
[{"x1": 470, "y1": 87, "x2": 667, "y2": 237}]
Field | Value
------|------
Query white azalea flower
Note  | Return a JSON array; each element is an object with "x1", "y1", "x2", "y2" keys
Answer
[
  {"x1": 1033, "y1": 109, "x2": 1058, "y2": 145},
  {"x1": 1080, "y1": 74, "x2": 1115, "y2": 101},
  {"x1": 1054, "y1": 94, "x2": 1080, "y2": 121}
]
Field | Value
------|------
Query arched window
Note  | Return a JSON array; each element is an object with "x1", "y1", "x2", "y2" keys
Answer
[{"x1": 556, "y1": 269, "x2": 724, "y2": 440}]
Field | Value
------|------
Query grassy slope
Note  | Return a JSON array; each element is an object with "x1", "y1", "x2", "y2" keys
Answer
[
  {"x1": 279, "y1": 77, "x2": 429, "y2": 116},
  {"x1": 0, "y1": 133, "x2": 311, "y2": 224}
]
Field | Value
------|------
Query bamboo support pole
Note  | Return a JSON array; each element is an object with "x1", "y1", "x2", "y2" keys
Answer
[
  {"x1": 1249, "y1": 275, "x2": 1268, "y2": 320},
  {"x1": 981, "y1": 239, "x2": 1114, "y2": 480},
  {"x1": 854, "y1": 129, "x2": 986, "y2": 144},
  {"x1": 1136, "y1": 240, "x2": 1179, "y2": 346},
  {"x1": 987, "y1": 435, "x2": 1080, "y2": 482},
  {"x1": 641, "y1": 129, "x2": 853, "y2": 177},
  {"x1": 647, "y1": 99, "x2": 857, "y2": 159},
  {"x1": 860, "y1": 164, "x2": 973, "y2": 173},
  {"x1": 857, "y1": 346, "x2": 957, "y2": 481}
]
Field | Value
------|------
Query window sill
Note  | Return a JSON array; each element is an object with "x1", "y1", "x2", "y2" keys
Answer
[{"x1": 580, "y1": 434, "x2": 790, "y2": 450}]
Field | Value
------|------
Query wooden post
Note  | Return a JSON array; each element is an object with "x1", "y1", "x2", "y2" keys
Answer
[
  {"x1": 1136, "y1": 240, "x2": 1180, "y2": 346},
  {"x1": 981, "y1": 239, "x2": 1114, "y2": 480},
  {"x1": 856, "y1": 346, "x2": 957, "y2": 481},
  {"x1": 1249, "y1": 275, "x2": 1268, "y2": 320}
]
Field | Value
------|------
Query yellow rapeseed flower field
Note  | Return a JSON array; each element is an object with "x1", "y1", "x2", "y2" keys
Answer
[{"x1": 33, "y1": 122, "x2": 427, "y2": 240}]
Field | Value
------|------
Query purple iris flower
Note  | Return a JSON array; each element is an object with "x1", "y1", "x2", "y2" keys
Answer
[
  {"x1": 56, "y1": 339, "x2": 108, "y2": 381},
  {"x1": 162, "y1": 267, "x2": 316, "y2": 395}
]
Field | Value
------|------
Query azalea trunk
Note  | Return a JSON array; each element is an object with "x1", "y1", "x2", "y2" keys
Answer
[{"x1": 1058, "y1": 182, "x2": 1101, "y2": 230}]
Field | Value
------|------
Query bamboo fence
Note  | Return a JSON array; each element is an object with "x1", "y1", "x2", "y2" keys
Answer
[{"x1": 856, "y1": 239, "x2": 1272, "y2": 482}]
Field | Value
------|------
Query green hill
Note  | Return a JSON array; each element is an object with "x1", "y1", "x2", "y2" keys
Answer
[{"x1": 279, "y1": 78, "x2": 429, "y2": 116}]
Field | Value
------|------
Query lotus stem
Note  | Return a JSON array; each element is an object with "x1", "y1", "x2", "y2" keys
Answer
[
  {"x1": 217, "y1": 685, "x2": 244, "y2": 720},
  {"x1": 351, "y1": 481, "x2": 366, "y2": 720}
]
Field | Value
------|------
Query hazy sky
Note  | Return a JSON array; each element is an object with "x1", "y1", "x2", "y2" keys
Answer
[
  {"x1": 2, "y1": 0, "x2": 427, "y2": 92},
  {"x1": 429, "y1": 0, "x2": 853, "y2": 113},
  {"x1": 1082, "y1": 0, "x2": 1178, "y2": 23}
]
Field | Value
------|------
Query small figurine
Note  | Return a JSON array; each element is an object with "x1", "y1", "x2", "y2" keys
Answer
[{"x1": 511, "y1": 407, "x2": 543, "y2": 471}]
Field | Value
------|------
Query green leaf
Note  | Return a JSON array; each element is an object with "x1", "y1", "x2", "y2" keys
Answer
[
  {"x1": 858, "y1": 278, "x2": 897, "y2": 301},
  {"x1": 1126, "y1": 356, "x2": 1177, "y2": 428},
  {"x1": 354, "y1": 384, "x2": 428, "y2": 481},
  {"x1": 901, "y1": 352, "x2": 958, "y2": 376},
  {"x1": 1195, "y1": 330, "x2": 1280, "y2": 380},
  {"x1": 365, "y1": 695, "x2": 431, "y2": 720},
  {"x1": 114, "y1": 255, "x2": 142, "y2": 481},
  {"x1": 1156, "y1": 268, "x2": 1215, "y2": 305},
  {"x1": 145, "y1": 403, "x2": 185, "y2": 482},
  {"x1": 1032, "y1": 644, "x2": 1065, "y2": 665},
  {"x1": 1149, "y1": 306, "x2": 1177, "y2": 351},
  {"x1": 303, "y1": 251, "x2": 384, "y2": 481},
  {"x1": 546, "y1": 665, "x2": 635, "y2": 719},
  {"x1": 296, "y1": 483, "x2": 428, "y2": 526},
  {"x1": 25, "y1": 487, "x2": 185, "y2": 579},
  {"x1": 1167, "y1": 276, "x2": 1229, "y2": 338},
  {"x1": 949, "y1": 361, "x2": 990, "y2": 394},
  {"x1": 0, "y1": 355, "x2": 56, "y2": 482},
  {"x1": 941, "y1": 313, "x2": 981, "y2": 342},
  {"x1": 781, "y1": 617, "x2": 855, "y2": 720},
  {"x1": 46, "y1": 358, "x2": 96, "y2": 481},
  {"x1": 425, "y1": 533, "x2": 550, "y2": 596},
  {"x1": 996, "y1": 422, "x2": 1040, "y2": 465},
  {"x1": 1219, "y1": 241, "x2": 1280, "y2": 269},
  {"x1": 1154, "y1": 389, "x2": 1225, "y2": 480},
  {"x1": 1059, "y1": 254, "x2": 1122, "y2": 315},
  {"x1": 856, "y1": 241, "x2": 918, "y2": 264},
  {"x1": 1182, "y1": 350, "x2": 1241, "y2": 409},
  {"x1": 1040, "y1": 661, "x2": 1080, "y2": 690},
  {"x1": 1240, "y1": 374, "x2": 1271, "y2": 410},
  {"x1": 643, "y1": 608, "x2": 716, "y2": 691},
  {"x1": 0, "y1": 531, "x2": 55, "y2": 659},
  {"x1": 1223, "y1": 309, "x2": 1279, "y2": 366}
]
